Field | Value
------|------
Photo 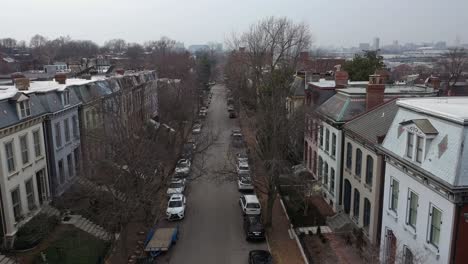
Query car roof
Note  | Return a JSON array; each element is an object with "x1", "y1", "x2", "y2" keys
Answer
[
  {"x1": 244, "y1": 194, "x2": 260, "y2": 203},
  {"x1": 239, "y1": 160, "x2": 249, "y2": 165},
  {"x1": 169, "y1": 194, "x2": 184, "y2": 200}
]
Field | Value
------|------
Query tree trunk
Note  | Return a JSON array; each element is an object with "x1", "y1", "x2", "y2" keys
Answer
[{"x1": 264, "y1": 189, "x2": 277, "y2": 227}]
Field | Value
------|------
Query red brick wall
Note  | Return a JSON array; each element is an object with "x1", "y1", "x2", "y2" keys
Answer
[{"x1": 454, "y1": 204, "x2": 468, "y2": 264}]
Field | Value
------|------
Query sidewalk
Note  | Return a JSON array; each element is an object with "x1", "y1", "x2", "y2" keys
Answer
[{"x1": 239, "y1": 110, "x2": 305, "y2": 264}]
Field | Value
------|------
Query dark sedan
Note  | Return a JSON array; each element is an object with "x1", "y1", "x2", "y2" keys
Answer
[
  {"x1": 249, "y1": 250, "x2": 272, "y2": 264},
  {"x1": 244, "y1": 215, "x2": 265, "y2": 241}
]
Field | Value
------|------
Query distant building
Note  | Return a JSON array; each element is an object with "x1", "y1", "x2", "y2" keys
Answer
[
  {"x1": 373, "y1": 37, "x2": 380, "y2": 50},
  {"x1": 380, "y1": 97, "x2": 468, "y2": 264},
  {"x1": 44, "y1": 62, "x2": 69, "y2": 74},
  {"x1": 188, "y1": 45, "x2": 209, "y2": 53},
  {"x1": 359, "y1": 43, "x2": 371, "y2": 50}
]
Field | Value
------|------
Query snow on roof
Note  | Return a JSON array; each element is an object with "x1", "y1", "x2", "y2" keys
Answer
[
  {"x1": 397, "y1": 97, "x2": 468, "y2": 124},
  {"x1": 0, "y1": 76, "x2": 107, "y2": 100},
  {"x1": 308, "y1": 79, "x2": 369, "y2": 88}
]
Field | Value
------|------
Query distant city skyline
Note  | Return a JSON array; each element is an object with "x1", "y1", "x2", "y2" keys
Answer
[{"x1": 1, "y1": 0, "x2": 467, "y2": 48}]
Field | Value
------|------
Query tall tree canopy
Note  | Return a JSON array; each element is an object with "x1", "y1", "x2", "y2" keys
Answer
[{"x1": 344, "y1": 50, "x2": 385, "y2": 81}]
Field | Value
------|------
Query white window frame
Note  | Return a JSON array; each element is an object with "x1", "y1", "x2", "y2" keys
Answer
[
  {"x1": 64, "y1": 118, "x2": 70, "y2": 143},
  {"x1": 5, "y1": 140, "x2": 16, "y2": 173},
  {"x1": 406, "y1": 132, "x2": 414, "y2": 158},
  {"x1": 406, "y1": 189, "x2": 418, "y2": 229},
  {"x1": 427, "y1": 204, "x2": 442, "y2": 248},
  {"x1": 325, "y1": 128, "x2": 330, "y2": 152},
  {"x1": 389, "y1": 177, "x2": 399, "y2": 213},
  {"x1": 11, "y1": 187, "x2": 22, "y2": 222},
  {"x1": 20, "y1": 134, "x2": 29, "y2": 165},
  {"x1": 33, "y1": 130, "x2": 42, "y2": 157},
  {"x1": 55, "y1": 122, "x2": 62, "y2": 148},
  {"x1": 331, "y1": 133, "x2": 336, "y2": 157},
  {"x1": 25, "y1": 178, "x2": 35, "y2": 210},
  {"x1": 62, "y1": 90, "x2": 70, "y2": 106},
  {"x1": 415, "y1": 135, "x2": 424, "y2": 163},
  {"x1": 18, "y1": 100, "x2": 31, "y2": 119}
]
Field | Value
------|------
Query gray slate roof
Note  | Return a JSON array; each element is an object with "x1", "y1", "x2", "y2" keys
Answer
[
  {"x1": 36, "y1": 89, "x2": 81, "y2": 113},
  {"x1": 0, "y1": 93, "x2": 48, "y2": 128},
  {"x1": 343, "y1": 100, "x2": 398, "y2": 145},
  {"x1": 290, "y1": 76, "x2": 305, "y2": 97},
  {"x1": 400, "y1": 119, "x2": 438, "y2": 135}
]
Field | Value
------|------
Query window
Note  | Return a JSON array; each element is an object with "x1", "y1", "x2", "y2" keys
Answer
[
  {"x1": 58, "y1": 159, "x2": 65, "y2": 184},
  {"x1": 353, "y1": 189, "x2": 360, "y2": 219},
  {"x1": 20, "y1": 135, "x2": 29, "y2": 165},
  {"x1": 85, "y1": 111, "x2": 91, "y2": 128},
  {"x1": 318, "y1": 157, "x2": 323, "y2": 177},
  {"x1": 304, "y1": 141, "x2": 308, "y2": 165},
  {"x1": 72, "y1": 116, "x2": 78, "y2": 139},
  {"x1": 324, "y1": 162, "x2": 329, "y2": 186},
  {"x1": 330, "y1": 168, "x2": 335, "y2": 194},
  {"x1": 62, "y1": 90, "x2": 70, "y2": 105},
  {"x1": 314, "y1": 122, "x2": 318, "y2": 142},
  {"x1": 366, "y1": 155, "x2": 374, "y2": 185},
  {"x1": 313, "y1": 151, "x2": 317, "y2": 174},
  {"x1": 67, "y1": 154, "x2": 73, "y2": 178},
  {"x1": 33, "y1": 130, "x2": 42, "y2": 157},
  {"x1": 404, "y1": 246, "x2": 414, "y2": 264},
  {"x1": 25, "y1": 178, "x2": 35, "y2": 210},
  {"x1": 5, "y1": 141, "x2": 15, "y2": 173},
  {"x1": 428, "y1": 205, "x2": 442, "y2": 247},
  {"x1": 64, "y1": 118, "x2": 70, "y2": 142},
  {"x1": 407, "y1": 191, "x2": 418, "y2": 228},
  {"x1": 55, "y1": 122, "x2": 62, "y2": 147},
  {"x1": 319, "y1": 126, "x2": 324, "y2": 147},
  {"x1": 416, "y1": 136, "x2": 424, "y2": 163},
  {"x1": 346, "y1": 142, "x2": 353, "y2": 169},
  {"x1": 325, "y1": 129, "x2": 330, "y2": 152},
  {"x1": 355, "y1": 148, "x2": 362, "y2": 177},
  {"x1": 19, "y1": 100, "x2": 31, "y2": 118},
  {"x1": 406, "y1": 132, "x2": 414, "y2": 158},
  {"x1": 390, "y1": 178, "x2": 399, "y2": 212},
  {"x1": 11, "y1": 188, "x2": 22, "y2": 221},
  {"x1": 364, "y1": 198, "x2": 371, "y2": 229},
  {"x1": 74, "y1": 148, "x2": 80, "y2": 175},
  {"x1": 331, "y1": 133, "x2": 336, "y2": 157}
]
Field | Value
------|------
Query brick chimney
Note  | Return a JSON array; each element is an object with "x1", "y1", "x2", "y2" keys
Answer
[
  {"x1": 55, "y1": 73, "x2": 67, "y2": 84},
  {"x1": 15, "y1": 78, "x2": 30, "y2": 91},
  {"x1": 429, "y1": 76, "x2": 440, "y2": 90},
  {"x1": 366, "y1": 74, "x2": 385, "y2": 111},
  {"x1": 115, "y1": 68, "x2": 125, "y2": 75},
  {"x1": 334, "y1": 65, "x2": 349, "y2": 87},
  {"x1": 375, "y1": 69, "x2": 390, "y2": 83}
]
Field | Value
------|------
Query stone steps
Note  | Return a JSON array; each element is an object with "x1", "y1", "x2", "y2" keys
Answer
[
  {"x1": 71, "y1": 215, "x2": 112, "y2": 241},
  {"x1": 327, "y1": 212, "x2": 352, "y2": 231},
  {"x1": 0, "y1": 255, "x2": 14, "y2": 264},
  {"x1": 297, "y1": 226, "x2": 332, "y2": 235}
]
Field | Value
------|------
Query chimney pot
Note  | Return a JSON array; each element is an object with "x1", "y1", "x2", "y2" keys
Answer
[
  {"x1": 15, "y1": 78, "x2": 30, "y2": 91},
  {"x1": 335, "y1": 68, "x2": 349, "y2": 87},
  {"x1": 116, "y1": 68, "x2": 125, "y2": 75},
  {"x1": 366, "y1": 74, "x2": 385, "y2": 111},
  {"x1": 55, "y1": 73, "x2": 67, "y2": 84}
]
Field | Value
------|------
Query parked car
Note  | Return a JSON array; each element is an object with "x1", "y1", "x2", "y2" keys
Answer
[
  {"x1": 227, "y1": 105, "x2": 235, "y2": 112},
  {"x1": 236, "y1": 153, "x2": 249, "y2": 164},
  {"x1": 231, "y1": 129, "x2": 243, "y2": 146},
  {"x1": 248, "y1": 250, "x2": 272, "y2": 264},
  {"x1": 244, "y1": 215, "x2": 265, "y2": 241},
  {"x1": 237, "y1": 160, "x2": 250, "y2": 174},
  {"x1": 239, "y1": 194, "x2": 261, "y2": 215},
  {"x1": 175, "y1": 159, "x2": 191, "y2": 175},
  {"x1": 166, "y1": 194, "x2": 186, "y2": 220},
  {"x1": 192, "y1": 123, "x2": 202, "y2": 134},
  {"x1": 238, "y1": 174, "x2": 254, "y2": 191},
  {"x1": 167, "y1": 178, "x2": 186, "y2": 196}
]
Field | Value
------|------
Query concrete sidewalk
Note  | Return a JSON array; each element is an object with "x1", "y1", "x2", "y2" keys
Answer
[{"x1": 239, "y1": 110, "x2": 305, "y2": 264}]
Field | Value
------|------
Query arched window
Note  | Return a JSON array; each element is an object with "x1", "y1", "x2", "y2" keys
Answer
[
  {"x1": 364, "y1": 198, "x2": 371, "y2": 229},
  {"x1": 324, "y1": 162, "x2": 329, "y2": 186},
  {"x1": 355, "y1": 148, "x2": 362, "y2": 177},
  {"x1": 366, "y1": 155, "x2": 374, "y2": 185},
  {"x1": 346, "y1": 142, "x2": 353, "y2": 169},
  {"x1": 318, "y1": 157, "x2": 323, "y2": 177},
  {"x1": 353, "y1": 189, "x2": 360, "y2": 220}
]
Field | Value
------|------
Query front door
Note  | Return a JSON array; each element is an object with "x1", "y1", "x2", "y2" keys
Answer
[
  {"x1": 385, "y1": 229, "x2": 397, "y2": 264},
  {"x1": 343, "y1": 179, "x2": 351, "y2": 214},
  {"x1": 36, "y1": 169, "x2": 48, "y2": 205}
]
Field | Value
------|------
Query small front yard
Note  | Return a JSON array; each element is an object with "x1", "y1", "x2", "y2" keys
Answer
[
  {"x1": 279, "y1": 185, "x2": 326, "y2": 227},
  {"x1": 33, "y1": 227, "x2": 110, "y2": 264}
]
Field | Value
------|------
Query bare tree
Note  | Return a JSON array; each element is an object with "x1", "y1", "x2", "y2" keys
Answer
[
  {"x1": 438, "y1": 47, "x2": 468, "y2": 92},
  {"x1": 226, "y1": 17, "x2": 312, "y2": 227}
]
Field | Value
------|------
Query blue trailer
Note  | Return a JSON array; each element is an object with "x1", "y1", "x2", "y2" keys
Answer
[{"x1": 144, "y1": 226, "x2": 179, "y2": 257}]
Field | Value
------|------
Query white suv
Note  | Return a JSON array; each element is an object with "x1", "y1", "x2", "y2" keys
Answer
[
  {"x1": 239, "y1": 194, "x2": 261, "y2": 215},
  {"x1": 166, "y1": 194, "x2": 186, "y2": 220}
]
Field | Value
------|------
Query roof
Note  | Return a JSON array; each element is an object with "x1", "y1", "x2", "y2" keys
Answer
[
  {"x1": 397, "y1": 97, "x2": 468, "y2": 125},
  {"x1": 400, "y1": 119, "x2": 438, "y2": 135},
  {"x1": 145, "y1": 227, "x2": 177, "y2": 252},
  {"x1": 0, "y1": 92, "x2": 48, "y2": 128},
  {"x1": 344, "y1": 100, "x2": 398, "y2": 145},
  {"x1": 289, "y1": 76, "x2": 305, "y2": 97},
  {"x1": 308, "y1": 79, "x2": 369, "y2": 89},
  {"x1": 244, "y1": 194, "x2": 260, "y2": 203}
]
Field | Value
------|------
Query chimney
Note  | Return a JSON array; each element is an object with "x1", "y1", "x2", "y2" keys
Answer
[
  {"x1": 375, "y1": 69, "x2": 390, "y2": 83},
  {"x1": 115, "y1": 68, "x2": 125, "y2": 75},
  {"x1": 430, "y1": 76, "x2": 441, "y2": 90},
  {"x1": 334, "y1": 65, "x2": 349, "y2": 87},
  {"x1": 15, "y1": 78, "x2": 30, "y2": 91},
  {"x1": 366, "y1": 74, "x2": 385, "y2": 111},
  {"x1": 55, "y1": 73, "x2": 67, "y2": 84}
]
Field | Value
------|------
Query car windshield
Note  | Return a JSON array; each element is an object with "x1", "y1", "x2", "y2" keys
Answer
[
  {"x1": 240, "y1": 178, "x2": 251, "y2": 184},
  {"x1": 169, "y1": 201, "x2": 183, "y2": 207},
  {"x1": 169, "y1": 183, "x2": 183, "y2": 188},
  {"x1": 239, "y1": 165, "x2": 249, "y2": 170},
  {"x1": 247, "y1": 203, "x2": 260, "y2": 209}
]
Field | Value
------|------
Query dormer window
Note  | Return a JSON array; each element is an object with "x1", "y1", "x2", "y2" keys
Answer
[
  {"x1": 62, "y1": 90, "x2": 70, "y2": 106},
  {"x1": 19, "y1": 100, "x2": 31, "y2": 119},
  {"x1": 400, "y1": 119, "x2": 438, "y2": 164}
]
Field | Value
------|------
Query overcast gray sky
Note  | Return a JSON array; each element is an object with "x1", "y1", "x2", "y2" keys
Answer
[{"x1": 1, "y1": 0, "x2": 467, "y2": 47}]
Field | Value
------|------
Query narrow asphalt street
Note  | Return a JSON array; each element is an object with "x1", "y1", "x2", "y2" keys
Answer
[{"x1": 163, "y1": 84, "x2": 267, "y2": 263}]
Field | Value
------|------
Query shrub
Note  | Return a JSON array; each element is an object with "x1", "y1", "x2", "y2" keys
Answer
[{"x1": 14, "y1": 214, "x2": 60, "y2": 250}]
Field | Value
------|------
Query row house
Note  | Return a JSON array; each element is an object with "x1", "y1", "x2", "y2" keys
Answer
[
  {"x1": 341, "y1": 100, "x2": 398, "y2": 244},
  {"x1": 0, "y1": 84, "x2": 50, "y2": 247},
  {"x1": 380, "y1": 97, "x2": 468, "y2": 264},
  {"x1": 306, "y1": 74, "x2": 438, "y2": 213}
]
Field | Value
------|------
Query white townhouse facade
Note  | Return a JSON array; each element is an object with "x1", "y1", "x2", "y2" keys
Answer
[
  {"x1": 0, "y1": 90, "x2": 50, "y2": 247},
  {"x1": 380, "y1": 97, "x2": 468, "y2": 264}
]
